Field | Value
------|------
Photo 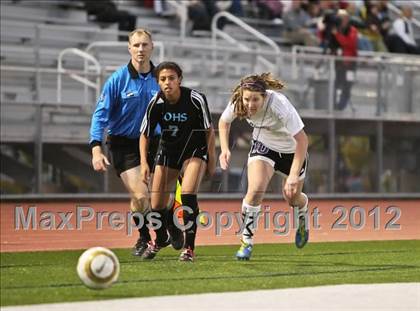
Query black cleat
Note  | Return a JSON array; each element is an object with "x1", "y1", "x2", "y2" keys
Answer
[
  {"x1": 179, "y1": 247, "x2": 194, "y2": 262},
  {"x1": 142, "y1": 238, "x2": 170, "y2": 260},
  {"x1": 132, "y1": 238, "x2": 150, "y2": 257},
  {"x1": 168, "y1": 225, "x2": 184, "y2": 250}
]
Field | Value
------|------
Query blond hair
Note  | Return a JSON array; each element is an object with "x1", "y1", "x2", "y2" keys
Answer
[
  {"x1": 230, "y1": 72, "x2": 285, "y2": 118},
  {"x1": 128, "y1": 28, "x2": 153, "y2": 43}
]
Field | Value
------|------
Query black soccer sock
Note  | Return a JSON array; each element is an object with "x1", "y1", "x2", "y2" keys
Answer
[
  {"x1": 181, "y1": 194, "x2": 199, "y2": 250},
  {"x1": 153, "y1": 210, "x2": 169, "y2": 246},
  {"x1": 132, "y1": 212, "x2": 151, "y2": 242},
  {"x1": 166, "y1": 201, "x2": 175, "y2": 230}
]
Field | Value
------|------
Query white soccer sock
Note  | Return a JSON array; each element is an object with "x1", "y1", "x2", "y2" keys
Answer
[
  {"x1": 294, "y1": 193, "x2": 309, "y2": 218},
  {"x1": 241, "y1": 200, "x2": 261, "y2": 245}
]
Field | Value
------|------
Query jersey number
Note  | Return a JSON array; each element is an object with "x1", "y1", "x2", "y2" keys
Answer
[{"x1": 168, "y1": 125, "x2": 179, "y2": 137}]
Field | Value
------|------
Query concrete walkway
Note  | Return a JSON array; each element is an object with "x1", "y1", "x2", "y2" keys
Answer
[{"x1": 3, "y1": 283, "x2": 420, "y2": 311}]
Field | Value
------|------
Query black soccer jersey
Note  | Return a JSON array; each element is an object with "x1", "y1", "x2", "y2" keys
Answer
[{"x1": 140, "y1": 87, "x2": 212, "y2": 151}]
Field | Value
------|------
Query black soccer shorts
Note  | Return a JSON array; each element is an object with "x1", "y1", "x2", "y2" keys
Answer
[
  {"x1": 155, "y1": 144, "x2": 208, "y2": 171},
  {"x1": 248, "y1": 140, "x2": 308, "y2": 180},
  {"x1": 108, "y1": 135, "x2": 160, "y2": 177}
]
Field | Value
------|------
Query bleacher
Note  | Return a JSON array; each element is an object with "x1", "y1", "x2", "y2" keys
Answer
[
  {"x1": 2, "y1": 0, "x2": 420, "y2": 126},
  {"x1": 2, "y1": 0, "x2": 420, "y2": 132},
  {"x1": 1, "y1": 0, "x2": 420, "y2": 194}
]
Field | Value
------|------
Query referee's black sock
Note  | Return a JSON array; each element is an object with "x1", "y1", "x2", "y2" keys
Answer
[
  {"x1": 132, "y1": 212, "x2": 151, "y2": 242},
  {"x1": 181, "y1": 194, "x2": 199, "y2": 250}
]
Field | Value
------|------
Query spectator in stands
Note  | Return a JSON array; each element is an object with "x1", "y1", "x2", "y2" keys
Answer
[
  {"x1": 358, "y1": 0, "x2": 388, "y2": 51},
  {"x1": 89, "y1": 29, "x2": 183, "y2": 258},
  {"x1": 318, "y1": 0, "x2": 340, "y2": 12},
  {"x1": 386, "y1": 4, "x2": 420, "y2": 54},
  {"x1": 187, "y1": 0, "x2": 239, "y2": 32},
  {"x1": 82, "y1": 0, "x2": 136, "y2": 40},
  {"x1": 153, "y1": 0, "x2": 168, "y2": 16},
  {"x1": 306, "y1": 1, "x2": 323, "y2": 36},
  {"x1": 229, "y1": 0, "x2": 244, "y2": 17},
  {"x1": 283, "y1": 0, "x2": 320, "y2": 46},
  {"x1": 344, "y1": 2, "x2": 374, "y2": 51},
  {"x1": 187, "y1": 0, "x2": 213, "y2": 32},
  {"x1": 254, "y1": 0, "x2": 283, "y2": 20},
  {"x1": 143, "y1": 0, "x2": 174, "y2": 17},
  {"x1": 377, "y1": 0, "x2": 392, "y2": 37},
  {"x1": 331, "y1": 9, "x2": 358, "y2": 110}
]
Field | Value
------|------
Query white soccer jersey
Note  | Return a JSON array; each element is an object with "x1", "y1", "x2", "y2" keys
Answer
[{"x1": 220, "y1": 90, "x2": 304, "y2": 153}]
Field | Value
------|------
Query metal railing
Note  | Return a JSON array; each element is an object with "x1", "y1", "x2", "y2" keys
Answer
[
  {"x1": 2, "y1": 43, "x2": 420, "y2": 194},
  {"x1": 291, "y1": 45, "x2": 420, "y2": 79},
  {"x1": 81, "y1": 41, "x2": 165, "y2": 105},
  {"x1": 211, "y1": 11, "x2": 281, "y2": 74},
  {"x1": 56, "y1": 41, "x2": 165, "y2": 106},
  {"x1": 57, "y1": 48, "x2": 101, "y2": 104},
  {"x1": 212, "y1": 11, "x2": 280, "y2": 53},
  {"x1": 3, "y1": 41, "x2": 420, "y2": 119},
  {"x1": 84, "y1": 41, "x2": 165, "y2": 67},
  {"x1": 166, "y1": 0, "x2": 188, "y2": 41}
]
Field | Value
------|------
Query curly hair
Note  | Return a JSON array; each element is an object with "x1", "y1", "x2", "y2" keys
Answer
[
  {"x1": 154, "y1": 61, "x2": 183, "y2": 79},
  {"x1": 230, "y1": 72, "x2": 285, "y2": 118}
]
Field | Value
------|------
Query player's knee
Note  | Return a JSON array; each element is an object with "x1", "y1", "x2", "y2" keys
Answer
[
  {"x1": 150, "y1": 197, "x2": 167, "y2": 211},
  {"x1": 288, "y1": 197, "x2": 299, "y2": 207},
  {"x1": 244, "y1": 191, "x2": 263, "y2": 206},
  {"x1": 130, "y1": 196, "x2": 151, "y2": 214},
  {"x1": 284, "y1": 192, "x2": 301, "y2": 207}
]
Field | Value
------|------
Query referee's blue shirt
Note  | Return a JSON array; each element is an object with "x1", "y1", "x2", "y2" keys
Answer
[{"x1": 89, "y1": 61, "x2": 160, "y2": 146}]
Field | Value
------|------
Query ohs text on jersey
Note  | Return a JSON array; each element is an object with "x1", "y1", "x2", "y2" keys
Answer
[
  {"x1": 163, "y1": 112, "x2": 188, "y2": 122},
  {"x1": 141, "y1": 87, "x2": 212, "y2": 149}
]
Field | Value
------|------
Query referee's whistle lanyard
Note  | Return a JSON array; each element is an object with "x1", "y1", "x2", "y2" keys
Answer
[
  {"x1": 244, "y1": 96, "x2": 272, "y2": 174},
  {"x1": 251, "y1": 96, "x2": 270, "y2": 146}
]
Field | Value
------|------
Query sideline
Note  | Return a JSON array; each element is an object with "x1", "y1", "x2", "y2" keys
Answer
[{"x1": 3, "y1": 283, "x2": 420, "y2": 311}]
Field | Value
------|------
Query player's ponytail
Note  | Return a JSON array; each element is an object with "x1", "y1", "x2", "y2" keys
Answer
[
  {"x1": 260, "y1": 72, "x2": 285, "y2": 91},
  {"x1": 229, "y1": 72, "x2": 285, "y2": 118}
]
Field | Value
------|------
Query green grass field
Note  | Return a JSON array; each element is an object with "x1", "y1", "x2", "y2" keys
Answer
[{"x1": 1, "y1": 240, "x2": 420, "y2": 306}]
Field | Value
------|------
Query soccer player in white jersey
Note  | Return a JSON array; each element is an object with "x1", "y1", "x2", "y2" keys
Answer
[{"x1": 218, "y1": 73, "x2": 309, "y2": 260}]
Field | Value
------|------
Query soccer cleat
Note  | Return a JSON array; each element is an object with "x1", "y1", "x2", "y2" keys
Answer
[
  {"x1": 295, "y1": 215, "x2": 309, "y2": 249},
  {"x1": 295, "y1": 194, "x2": 309, "y2": 249},
  {"x1": 179, "y1": 247, "x2": 194, "y2": 262},
  {"x1": 168, "y1": 225, "x2": 184, "y2": 250},
  {"x1": 132, "y1": 238, "x2": 150, "y2": 257},
  {"x1": 142, "y1": 238, "x2": 170, "y2": 260},
  {"x1": 236, "y1": 240, "x2": 253, "y2": 260}
]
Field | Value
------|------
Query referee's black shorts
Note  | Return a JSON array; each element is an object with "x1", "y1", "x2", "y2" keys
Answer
[{"x1": 107, "y1": 135, "x2": 160, "y2": 177}]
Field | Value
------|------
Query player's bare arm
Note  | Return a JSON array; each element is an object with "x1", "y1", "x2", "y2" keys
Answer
[
  {"x1": 218, "y1": 119, "x2": 231, "y2": 170},
  {"x1": 206, "y1": 126, "x2": 216, "y2": 177},
  {"x1": 284, "y1": 129, "x2": 308, "y2": 199}
]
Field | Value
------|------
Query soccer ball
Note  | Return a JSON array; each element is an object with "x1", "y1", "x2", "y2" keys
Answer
[{"x1": 76, "y1": 247, "x2": 120, "y2": 289}]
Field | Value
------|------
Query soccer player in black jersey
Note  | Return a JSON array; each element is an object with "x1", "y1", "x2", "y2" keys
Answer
[{"x1": 140, "y1": 62, "x2": 216, "y2": 262}]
